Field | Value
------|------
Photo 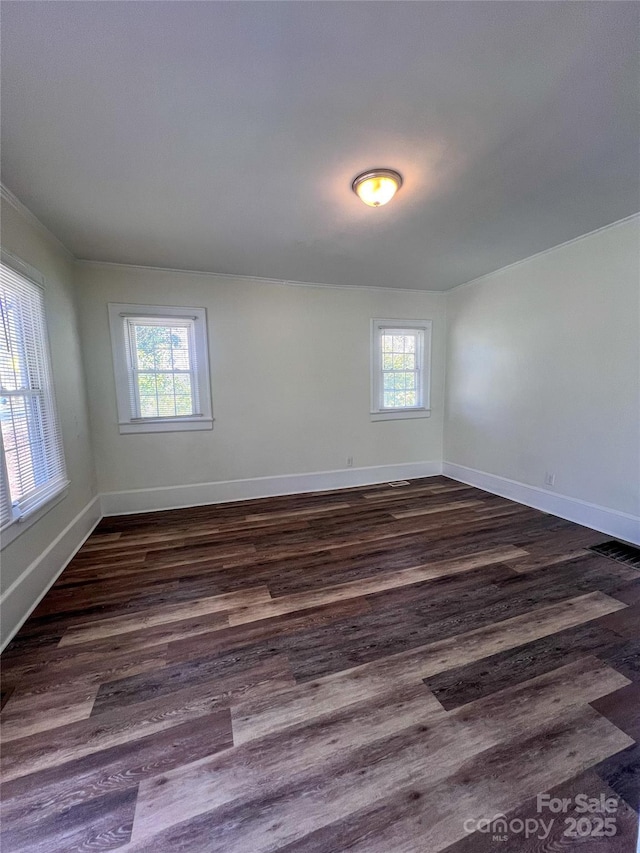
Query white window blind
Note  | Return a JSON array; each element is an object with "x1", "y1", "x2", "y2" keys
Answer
[{"x1": 0, "y1": 262, "x2": 67, "y2": 529}]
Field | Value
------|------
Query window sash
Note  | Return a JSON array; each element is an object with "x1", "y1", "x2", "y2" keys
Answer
[
  {"x1": 0, "y1": 261, "x2": 67, "y2": 531},
  {"x1": 381, "y1": 368, "x2": 421, "y2": 409},
  {"x1": 378, "y1": 327, "x2": 424, "y2": 410},
  {"x1": 124, "y1": 318, "x2": 200, "y2": 420}
]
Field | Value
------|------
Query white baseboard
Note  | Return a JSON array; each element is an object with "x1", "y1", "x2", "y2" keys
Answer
[
  {"x1": 100, "y1": 461, "x2": 443, "y2": 516},
  {"x1": 0, "y1": 496, "x2": 102, "y2": 651},
  {"x1": 443, "y1": 461, "x2": 640, "y2": 546}
]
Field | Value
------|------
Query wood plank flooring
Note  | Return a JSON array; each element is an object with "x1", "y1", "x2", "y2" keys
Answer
[{"x1": 1, "y1": 476, "x2": 639, "y2": 852}]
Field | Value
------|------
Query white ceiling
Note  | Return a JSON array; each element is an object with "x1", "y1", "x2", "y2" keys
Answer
[{"x1": 2, "y1": 1, "x2": 638, "y2": 290}]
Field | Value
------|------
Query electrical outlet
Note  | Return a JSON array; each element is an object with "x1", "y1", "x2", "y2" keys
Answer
[
  {"x1": 544, "y1": 472, "x2": 556, "y2": 487},
  {"x1": 346, "y1": 456, "x2": 353, "y2": 468}
]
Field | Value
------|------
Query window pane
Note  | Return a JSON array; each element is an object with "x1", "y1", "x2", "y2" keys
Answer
[
  {"x1": 154, "y1": 347, "x2": 173, "y2": 370},
  {"x1": 381, "y1": 332, "x2": 418, "y2": 372},
  {"x1": 170, "y1": 327, "x2": 189, "y2": 351},
  {"x1": 174, "y1": 375, "x2": 192, "y2": 396},
  {"x1": 139, "y1": 396, "x2": 159, "y2": 418},
  {"x1": 157, "y1": 395, "x2": 176, "y2": 417},
  {"x1": 383, "y1": 389, "x2": 419, "y2": 408},
  {"x1": 137, "y1": 374, "x2": 156, "y2": 396},
  {"x1": 175, "y1": 395, "x2": 193, "y2": 415},
  {"x1": 169, "y1": 327, "x2": 190, "y2": 370},
  {"x1": 155, "y1": 374, "x2": 175, "y2": 395},
  {"x1": 135, "y1": 347, "x2": 156, "y2": 370},
  {"x1": 381, "y1": 369, "x2": 419, "y2": 408},
  {"x1": 172, "y1": 348, "x2": 190, "y2": 371},
  {"x1": 382, "y1": 372, "x2": 417, "y2": 394},
  {"x1": 398, "y1": 372, "x2": 417, "y2": 390},
  {"x1": 135, "y1": 371, "x2": 195, "y2": 417},
  {"x1": 130, "y1": 321, "x2": 195, "y2": 419},
  {"x1": 134, "y1": 326, "x2": 168, "y2": 368}
]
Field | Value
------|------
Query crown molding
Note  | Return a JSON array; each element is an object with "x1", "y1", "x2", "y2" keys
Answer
[
  {"x1": 447, "y1": 211, "x2": 640, "y2": 295},
  {"x1": 282, "y1": 279, "x2": 443, "y2": 296},
  {"x1": 1, "y1": 183, "x2": 75, "y2": 260},
  {"x1": 75, "y1": 258, "x2": 444, "y2": 295}
]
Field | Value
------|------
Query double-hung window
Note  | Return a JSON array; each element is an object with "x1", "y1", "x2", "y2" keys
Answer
[
  {"x1": 370, "y1": 319, "x2": 432, "y2": 420},
  {"x1": 108, "y1": 303, "x2": 213, "y2": 433},
  {"x1": 0, "y1": 257, "x2": 68, "y2": 538}
]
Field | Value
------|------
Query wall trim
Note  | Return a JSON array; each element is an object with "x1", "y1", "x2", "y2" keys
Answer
[
  {"x1": 443, "y1": 461, "x2": 640, "y2": 546},
  {"x1": 76, "y1": 258, "x2": 444, "y2": 295},
  {"x1": 1, "y1": 183, "x2": 75, "y2": 261},
  {"x1": 100, "y1": 461, "x2": 443, "y2": 516},
  {"x1": 447, "y1": 211, "x2": 640, "y2": 294},
  {"x1": 0, "y1": 496, "x2": 102, "y2": 651}
]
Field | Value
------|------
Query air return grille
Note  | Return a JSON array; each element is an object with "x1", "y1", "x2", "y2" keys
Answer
[{"x1": 588, "y1": 540, "x2": 640, "y2": 570}]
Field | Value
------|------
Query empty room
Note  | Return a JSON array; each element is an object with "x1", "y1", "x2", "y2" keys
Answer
[{"x1": 1, "y1": 1, "x2": 639, "y2": 851}]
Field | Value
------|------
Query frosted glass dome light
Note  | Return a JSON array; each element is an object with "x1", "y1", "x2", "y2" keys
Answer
[{"x1": 352, "y1": 169, "x2": 403, "y2": 207}]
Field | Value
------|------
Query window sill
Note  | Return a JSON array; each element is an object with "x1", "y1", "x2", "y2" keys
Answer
[
  {"x1": 119, "y1": 418, "x2": 214, "y2": 434},
  {"x1": 1, "y1": 486, "x2": 69, "y2": 549},
  {"x1": 370, "y1": 408, "x2": 431, "y2": 422}
]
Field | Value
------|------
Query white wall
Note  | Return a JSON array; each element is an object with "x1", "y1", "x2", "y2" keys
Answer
[
  {"x1": 76, "y1": 264, "x2": 445, "y2": 508},
  {"x1": 444, "y1": 216, "x2": 640, "y2": 535},
  {"x1": 0, "y1": 195, "x2": 99, "y2": 647}
]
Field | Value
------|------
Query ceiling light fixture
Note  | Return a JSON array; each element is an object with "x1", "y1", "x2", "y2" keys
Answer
[{"x1": 352, "y1": 168, "x2": 403, "y2": 207}]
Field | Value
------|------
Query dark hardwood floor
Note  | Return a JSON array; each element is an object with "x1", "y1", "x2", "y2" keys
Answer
[{"x1": 1, "y1": 476, "x2": 639, "y2": 851}]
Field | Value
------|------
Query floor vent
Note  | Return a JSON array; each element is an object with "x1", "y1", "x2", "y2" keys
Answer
[
  {"x1": 588, "y1": 540, "x2": 640, "y2": 569},
  {"x1": 388, "y1": 480, "x2": 410, "y2": 487}
]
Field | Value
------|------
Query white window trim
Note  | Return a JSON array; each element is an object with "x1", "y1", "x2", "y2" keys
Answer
[
  {"x1": 108, "y1": 303, "x2": 213, "y2": 434},
  {"x1": 370, "y1": 318, "x2": 432, "y2": 421},
  {"x1": 1, "y1": 249, "x2": 45, "y2": 289},
  {"x1": 0, "y1": 251, "x2": 70, "y2": 547},
  {"x1": 1, "y1": 486, "x2": 68, "y2": 548}
]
